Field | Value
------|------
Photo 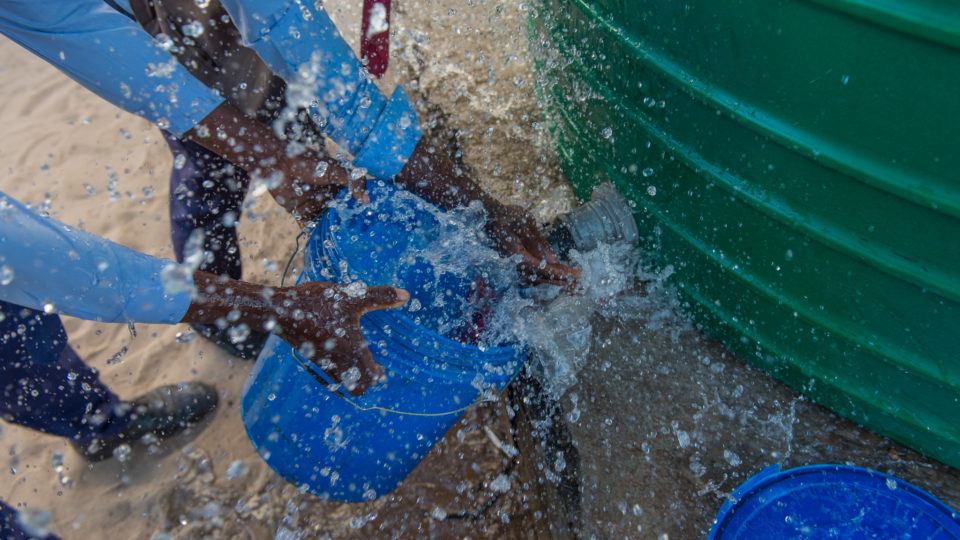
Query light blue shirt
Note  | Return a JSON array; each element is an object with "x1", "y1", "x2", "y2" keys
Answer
[
  {"x1": 0, "y1": 193, "x2": 191, "y2": 324},
  {"x1": 218, "y1": 0, "x2": 423, "y2": 179},
  {"x1": 0, "y1": 0, "x2": 224, "y2": 136},
  {"x1": 0, "y1": 0, "x2": 423, "y2": 175},
  {"x1": 0, "y1": 0, "x2": 424, "y2": 323}
]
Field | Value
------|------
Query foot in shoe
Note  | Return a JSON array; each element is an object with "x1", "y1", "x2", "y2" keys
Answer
[{"x1": 73, "y1": 382, "x2": 218, "y2": 462}]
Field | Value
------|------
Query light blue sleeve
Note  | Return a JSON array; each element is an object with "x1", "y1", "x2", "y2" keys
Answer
[
  {"x1": 219, "y1": 0, "x2": 423, "y2": 179},
  {"x1": 0, "y1": 193, "x2": 192, "y2": 324},
  {"x1": 0, "y1": 0, "x2": 224, "y2": 137}
]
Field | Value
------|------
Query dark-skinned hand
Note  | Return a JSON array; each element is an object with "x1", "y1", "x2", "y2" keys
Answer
[
  {"x1": 273, "y1": 282, "x2": 407, "y2": 394},
  {"x1": 394, "y1": 138, "x2": 580, "y2": 287},
  {"x1": 184, "y1": 272, "x2": 408, "y2": 395}
]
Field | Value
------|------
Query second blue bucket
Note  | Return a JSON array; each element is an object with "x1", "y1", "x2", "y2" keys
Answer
[
  {"x1": 710, "y1": 464, "x2": 960, "y2": 539},
  {"x1": 241, "y1": 182, "x2": 526, "y2": 501}
]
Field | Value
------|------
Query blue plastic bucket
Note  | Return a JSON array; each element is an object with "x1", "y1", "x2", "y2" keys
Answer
[
  {"x1": 710, "y1": 464, "x2": 960, "y2": 539},
  {"x1": 241, "y1": 183, "x2": 526, "y2": 501}
]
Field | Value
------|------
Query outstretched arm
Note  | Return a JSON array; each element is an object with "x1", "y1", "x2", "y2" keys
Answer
[
  {"x1": 218, "y1": 0, "x2": 578, "y2": 284},
  {"x1": 0, "y1": 192, "x2": 405, "y2": 393},
  {"x1": 184, "y1": 272, "x2": 407, "y2": 394},
  {"x1": 0, "y1": 0, "x2": 349, "y2": 224},
  {"x1": 395, "y1": 140, "x2": 581, "y2": 286}
]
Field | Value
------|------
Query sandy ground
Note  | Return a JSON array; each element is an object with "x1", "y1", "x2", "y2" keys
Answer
[{"x1": 0, "y1": 1, "x2": 565, "y2": 538}]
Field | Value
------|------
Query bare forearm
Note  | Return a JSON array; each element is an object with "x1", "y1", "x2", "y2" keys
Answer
[
  {"x1": 183, "y1": 102, "x2": 348, "y2": 222},
  {"x1": 182, "y1": 271, "x2": 407, "y2": 394},
  {"x1": 394, "y1": 140, "x2": 505, "y2": 214},
  {"x1": 182, "y1": 271, "x2": 284, "y2": 331}
]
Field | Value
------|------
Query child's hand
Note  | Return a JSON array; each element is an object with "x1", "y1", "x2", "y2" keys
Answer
[
  {"x1": 184, "y1": 272, "x2": 408, "y2": 395},
  {"x1": 274, "y1": 282, "x2": 409, "y2": 395},
  {"x1": 395, "y1": 137, "x2": 580, "y2": 288},
  {"x1": 484, "y1": 202, "x2": 580, "y2": 288}
]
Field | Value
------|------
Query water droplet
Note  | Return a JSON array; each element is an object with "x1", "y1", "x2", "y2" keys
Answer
[
  {"x1": 314, "y1": 161, "x2": 329, "y2": 178},
  {"x1": 343, "y1": 281, "x2": 368, "y2": 298},
  {"x1": 341, "y1": 367, "x2": 361, "y2": 391},
  {"x1": 50, "y1": 452, "x2": 64, "y2": 472},
  {"x1": 155, "y1": 34, "x2": 175, "y2": 51},
  {"x1": 181, "y1": 21, "x2": 205, "y2": 38},
  {"x1": 298, "y1": 341, "x2": 316, "y2": 359},
  {"x1": 601, "y1": 127, "x2": 613, "y2": 139},
  {"x1": 723, "y1": 449, "x2": 741, "y2": 467},
  {"x1": 15, "y1": 508, "x2": 52, "y2": 538},
  {"x1": 112, "y1": 444, "x2": 132, "y2": 463},
  {"x1": 489, "y1": 473, "x2": 511, "y2": 492},
  {"x1": 642, "y1": 167, "x2": 654, "y2": 177},
  {"x1": 0, "y1": 265, "x2": 14, "y2": 285},
  {"x1": 228, "y1": 323, "x2": 250, "y2": 344},
  {"x1": 646, "y1": 185, "x2": 657, "y2": 197},
  {"x1": 366, "y1": 3, "x2": 390, "y2": 38},
  {"x1": 161, "y1": 263, "x2": 194, "y2": 295},
  {"x1": 225, "y1": 460, "x2": 249, "y2": 480},
  {"x1": 261, "y1": 258, "x2": 278, "y2": 273}
]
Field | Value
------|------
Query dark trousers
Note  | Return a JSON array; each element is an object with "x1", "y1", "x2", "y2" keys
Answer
[
  {"x1": 165, "y1": 132, "x2": 250, "y2": 279},
  {"x1": 0, "y1": 135, "x2": 245, "y2": 539},
  {"x1": 0, "y1": 301, "x2": 127, "y2": 444},
  {"x1": 0, "y1": 500, "x2": 61, "y2": 540},
  {"x1": 0, "y1": 135, "x2": 244, "y2": 439}
]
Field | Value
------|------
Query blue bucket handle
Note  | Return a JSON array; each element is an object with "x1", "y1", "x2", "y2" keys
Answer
[{"x1": 289, "y1": 348, "x2": 482, "y2": 417}]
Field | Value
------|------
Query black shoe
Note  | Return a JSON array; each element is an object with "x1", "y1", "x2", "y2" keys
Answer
[
  {"x1": 190, "y1": 323, "x2": 268, "y2": 360},
  {"x1": 72, "y1": 382, "x2": 218, "y2": 462}
]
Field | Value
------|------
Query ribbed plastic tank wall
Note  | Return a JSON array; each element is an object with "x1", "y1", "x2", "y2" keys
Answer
[{"x1": 529, "y1": 0, "x2": 960, "y2": 466}]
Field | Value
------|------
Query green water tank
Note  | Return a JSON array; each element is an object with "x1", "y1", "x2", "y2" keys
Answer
[{"x1": 529, "y1": 0, "x2": 960, "y2": 466}]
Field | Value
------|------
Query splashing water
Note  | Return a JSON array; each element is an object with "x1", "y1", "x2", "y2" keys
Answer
[
  {"x1": 366, "y1": 3, "x2": 390, "y2": 38},
  {"x1": 329, "y1": 187, "x2": 661, "y2": 397}
]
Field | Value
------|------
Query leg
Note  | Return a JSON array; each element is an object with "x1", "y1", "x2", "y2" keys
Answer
[
  {"x1": 165, "y1": 132, "x2": 249, "y2": 280},
  {"x1": 0, "y1": 499, "x2": 62, "y2": 540},
  {"x1": 0, "y1": 301, "x2": 127, "y2": 445},
  {"x1": 164, "y1": 132, "x2": 267, "y2": 358},
  {"x1": 0, "y1": 301, "x2": 218, "y2": 462}
]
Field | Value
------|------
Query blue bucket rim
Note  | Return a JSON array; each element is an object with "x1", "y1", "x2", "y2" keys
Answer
[
  {"x1": 709, "y1": 464, "x2": 960, "y2": 539},
  {"x1": 305, "y1": 182, "x2": 525, "y2": 377}
]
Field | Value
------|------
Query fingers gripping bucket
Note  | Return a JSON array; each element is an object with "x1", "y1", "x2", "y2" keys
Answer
[{"x1": 241, "y1": 184, "x2": 526, "y2": 501}]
